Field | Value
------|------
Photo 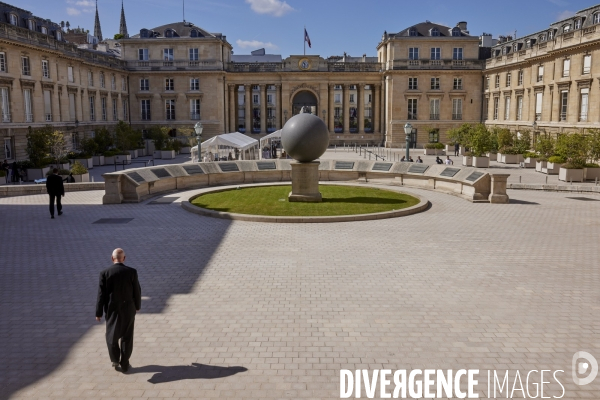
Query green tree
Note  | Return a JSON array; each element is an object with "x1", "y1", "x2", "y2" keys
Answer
[
  {"x1": 469, "y1": 124, "x2": 492, "y2": 157},
  {"x1": 555, "y1": 133, "x2": 588, "y2": 168},
  {"x1": 113, "y1": 33, "x2": 124, "y2": 40},
  {"x1": 79, "y1": 137, "x2": 98, "y2": 157},
  {"x1": 587, "y1": 129, "x2": 600, "y2": 163},
  {"x1": 149, "y1": 126, "x2": 169, "y2": 150},
  {"x1": 534, "y1": 135, "x2": 555, "y2": 159},
  {"x1": 93, "y1": 127, "x2": 113, "y2": 154},
  {"x1": 514, "y1": 130, "x2": 532, "y2": 154},
  {"x1": 26, "y1": 126, "x2": 52, "y2": 168},
  {"x1": 46, "y1": 130, "x2": 68, "y2": 165}
]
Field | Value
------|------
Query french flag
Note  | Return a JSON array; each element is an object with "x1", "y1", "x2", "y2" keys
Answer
[{"x1": 304, "y1": 28, "x2": 311, "y2": 48}]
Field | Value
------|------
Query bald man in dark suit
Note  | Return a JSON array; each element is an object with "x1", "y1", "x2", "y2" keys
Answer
[{"x1": 95, "y1": 248, "x2": 142, "y2": 372}]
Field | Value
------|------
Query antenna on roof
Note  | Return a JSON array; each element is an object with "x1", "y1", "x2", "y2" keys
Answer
[{"x1": 183, "y1": 0, "x2": 185, "y2": 22}]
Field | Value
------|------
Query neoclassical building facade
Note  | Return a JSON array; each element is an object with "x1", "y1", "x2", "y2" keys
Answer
[{"x1": 2, "y1": 1, "x2": 600, "y2": 162}]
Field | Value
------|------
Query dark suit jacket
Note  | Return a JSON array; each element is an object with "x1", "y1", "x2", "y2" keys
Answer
[
  {"x1": 96, "y1": 263, "x2": 142, "y2": 343},
  {"x1": 46, "y1": 174, "x2": 65, "y2": 196}
]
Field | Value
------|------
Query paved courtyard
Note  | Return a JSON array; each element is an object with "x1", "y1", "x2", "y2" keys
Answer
[{"x1": 0, "y1": 173, "x2": 599, "y2": 399}]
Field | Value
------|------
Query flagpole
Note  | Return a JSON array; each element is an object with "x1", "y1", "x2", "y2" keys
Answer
[{"x1": 303, "y1": 26, "x2": 305, "y2": 56}]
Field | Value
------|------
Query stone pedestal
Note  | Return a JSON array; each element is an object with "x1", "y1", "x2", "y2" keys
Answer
[
  {"x1": 289, "y1": 161, "x2": 322, "y2": 202},
  {"x1": 488, "y1": 174, "x2": 510, "y2": 204}
]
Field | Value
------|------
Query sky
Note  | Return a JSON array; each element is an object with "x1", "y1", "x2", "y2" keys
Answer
[{"x1": 18, "y1": 0, "x2": 599, "y2": 57}]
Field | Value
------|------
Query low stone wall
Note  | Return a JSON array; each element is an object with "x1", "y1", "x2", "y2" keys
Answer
[
  {"x1": 102, "y1": 160, "x2": 510, "y2": 204},
  {"x1": 508, "y1": 183, "x2": 600, "y2": 193},
  {"x1": 0, "y1": 182, "x2": 105, "y2": 197}
]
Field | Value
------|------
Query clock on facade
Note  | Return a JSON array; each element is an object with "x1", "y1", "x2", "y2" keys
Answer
[{"x1": 298, "y1": 58, "x2": 311, "y2": 71}]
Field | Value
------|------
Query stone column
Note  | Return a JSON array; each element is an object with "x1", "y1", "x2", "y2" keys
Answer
[
  {"x1": 328, "y1": 84, "x2": 335, "y2": 132},
  {"x1": 373, "y1": 84, "x2": 380, "y2": 134},
  {"x1": 343, "y1": 84, "x2": 350, "y2": 134},
  {"x1": 260, "y1": 84, "x2": 267, "y2": 133},
  {"x1": 358, "y1": 84, "x2": 365, "y2": 134},
  {"x1": 244, "y1": 84, "x2": 252, "y2": 134},
  {"x1": 488, "y1": 174, "x2": 510, "y2": 204},
  {"x1": 275, "y1": 84, "x2": 282, "y2": 129},
  {"x1": 228, "y1": 84, "x2": 236, "y2": 132},
  {"x1": 380, "y1": 81, "x2": 386, "y2": 140}
]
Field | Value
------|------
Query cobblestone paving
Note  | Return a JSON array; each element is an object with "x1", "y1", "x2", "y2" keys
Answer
[{"x1": 0, "y1": 185, "x2": 599, "y2": 399}]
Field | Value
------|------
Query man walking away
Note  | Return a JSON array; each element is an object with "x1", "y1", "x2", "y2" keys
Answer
[
  {"x1": 45, "y1": 168, "x2": 64, "y2": 219},
  {"x1": 96, "y1": 248, "x2": 142, "y2": 372}
]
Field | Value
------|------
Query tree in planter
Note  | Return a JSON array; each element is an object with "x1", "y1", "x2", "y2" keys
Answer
[
  {"x1": 555, "y1": 133, "x2": 588, "y2": 168},
  {"x1": 149, "y1": 126, "x2": 169, "y2": 150},
  {"x1": 587, "y1": 129, "x2": 600, "y2": 164},
  {"x1": 447, "y1": 123, "x2": 472, "y2": 148},
  {"x1": 47, "y1": 130, "x2": 68, "y2": 165},
  {"x1": 93, "y1": 127, "x2": 114, "y2": 155},
  {"x1": 514, "y1": 130, "x2": 532, "y2": 154},
  {"x1": 114, "y1": 121, "x2": 131, "y2": 151},
  {"x1": 494, "y1": 128, "x2": 513, "y2": 153},
  {"x1": 70, "y1": 160, "x2": 89, "y2": 175},
  {"x1": 26, "y1": 126, "x2": 51, "y2": 168},
  {"x1": 469, "y1": 124, "x2": 492, "y2": 157},
  {"x1": 534, "y1": 134, "x2": 555, "y2": 160},
  {"x1": 79, "y1": 137, "x2": 98, "y2": 158}
]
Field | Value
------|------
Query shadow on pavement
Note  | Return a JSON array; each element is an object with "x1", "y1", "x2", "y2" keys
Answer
[{"x1": 131, "y1": 363, "x2": 248, "y2": 384}]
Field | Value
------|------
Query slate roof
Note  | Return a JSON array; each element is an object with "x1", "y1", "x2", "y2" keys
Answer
[
  {"x1": 389, "y1": 21, "x2": 470, "y2": 38},
  {"x1": 130, "y1": 21, "x2": 223, "y2": 39}
]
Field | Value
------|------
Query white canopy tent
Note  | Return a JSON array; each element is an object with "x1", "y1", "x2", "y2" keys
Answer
[
  {"x1": 259, "y1": 130, "x2": 282, "y2": 159},
  {"x1": 191, "y1": 132, "x2": 259, "y2": 162}
]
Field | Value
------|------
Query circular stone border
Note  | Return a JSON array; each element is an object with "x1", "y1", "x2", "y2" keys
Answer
[{"x1": 181, "y1": 183, "x2": 430, "y2": 223}]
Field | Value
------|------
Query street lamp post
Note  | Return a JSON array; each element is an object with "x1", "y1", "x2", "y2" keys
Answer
[
  {"x1": 532, "y1": 120, "x2": 537, "y2": 146},
  {"x1": 194, "y1": 121, "x2": 203, "y2": 162},
  {"x1": 404, "y1": 122, "x2": 412, "y2": 161}
]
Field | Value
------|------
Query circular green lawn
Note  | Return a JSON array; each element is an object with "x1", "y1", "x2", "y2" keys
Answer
[{"x1": 190, "y1": 185, "x2": 420, "y2": 217}]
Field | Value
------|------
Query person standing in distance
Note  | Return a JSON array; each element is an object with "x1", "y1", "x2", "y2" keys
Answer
[
  {"x1": 45, "y1": 168, "x2": 64, "y2": 219},
  {"x1": 95, "y1": 248, "x2": 142, "y2": 372}
]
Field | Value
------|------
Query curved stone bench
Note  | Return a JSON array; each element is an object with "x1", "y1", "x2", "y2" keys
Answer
[{"x1": 102, "y1": 160, "x2": 510, "y2": 204}]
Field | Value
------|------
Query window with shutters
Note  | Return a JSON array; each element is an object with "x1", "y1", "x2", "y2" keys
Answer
[
  {"x1": 408, "y1": 48, "x2": 419, "y2": 60},
  {"x1": 122, "y1": 77, "x2": 127, "y2": 91},
  {"x1": 495, "y1": 75, "x2": 500, "y2": 88},
  {"x1": 452, "y1": 98, "x2": 462, "y2": 120},
  {"x1": 24, "y1": 89, "x2": 33, "y2": 122},
  {"x1": 68, "y1": 66, "x2": 74, "y2": 82},
  {"x1": 452, "y1": 48, "x2": 463, "y2": 60},
  {"x1": 518, "y1": 70, "x2": 523, "y2": 86},
  {"x1": 111, "y1": 75, "x2": 116, "y2": 90},
  {"x1": 163, "y1": 48, "x2": 174, "y2": 61},
  {"x1": 453, "y1": 78, "x2": 463, "y2": 90},
  {"x1": 88, "y1": 71, "x2": 93, "y2": 86},
  {"x1": 44, "y1": 90, "x2": 52, "y2": 122},
  {"x1": 165, "y1": 99, "x2": 175, "y2": 120},
  {"x1": 506, "y1": 73, "x2": 511, "y2": 87},
  {"x1": 189, "y1": 48, "x2": 199, "y2": 61},
  {"x1": 1, "y1": 87, "x2": 10, "y2": 122},
  {"x1": 140, "y1": 79, "x2": 149, "y2": 91},
  {"x1": 429, "y1": 99, "x2": 440, "y2": 120},
  {"x1": 3, "y1": 137, "x2": 12, "y2": 159},
  {"x1": 112, "y1": 98, "x2": 118, "y2": 121},
  {"x1": 430, "y1": 48, "x2": 440, "y2": 60},
  {"x1": 165, "y1": 78, "x2": 174, "y2": 91},
  {"x1": 42, "y1": 60, "x2": 49, "y2": 78},
  {"x1": 430, "y1": 77, "x2": 440, "y2": 90},
  {"x1": 190, "y1": 78, "x2": 199, "y2": 91},
  {"x1": 580, "y1": 88, "x2": 589, "y2": 121},
  {"x1": 408, "y1": 77, "x2": 418, "y2": 90},
  {"x1": 100, "y1": 72, "x2": 105, "y2": 88},
  {"x1": 583, "y1": 55, "x2": 591, "y2": 74},
  {"x1": 122, "y1": 99, "x2": 128, "y2": 119},
  {"x1": 493, "y1": 97, "x2": 499, "y2": 120},
  {"x1": 537, "y1": 65, "x2": 544, "y2": 82},
  {"x1": 138, "y1": 49, "x2": 149, "y2": 61},
  {"x1": 9, "y1": 14, "x2": 17, "y2": 26}
]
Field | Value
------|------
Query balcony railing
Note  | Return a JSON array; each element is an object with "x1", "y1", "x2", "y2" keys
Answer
[
  {"x1": 535, "y1": 113, "x2": 541, "y2": 121},
  {"x1": 25, "y1": 113, "x2": 33, "y2": 122},
  {"x1": 430, "y1": 113, "x2": 439, "y2": 120},
  {"x1": 128, "y1": 59, "x2": 223, "y2": 71},
  {"x1": 327, "y1": 62, "x2": 381, "y2": 72},
  {"x1": 452, "y1": 113, "x2": 462, "y2": 120},
  {"x1": 580, "y1": 113, "x2": 588, "y2": 122},
  {"x1": 560, "y1": 112, "x2": 567, "y2": 121},
  {"x1": 45, "y1": 113, "x2": 52, "y2": 122},
  {"x1": 2, "y1": 113, "x2": 10, "y2": 122},
  {"x1": 537, "y1": 76, "x2": 543, "y2": 82},
  {"x1": 141, "y1": 113, "x2": 151, "y2": 121},
  {"x1": 190, "y1": 112, "x2": 201, "y2": 120},
  {"x1": 429, "y1": 60, "x2": 442, "y2": 66},
  {"x1": 392, "y1": 59, "x2": 483, "y2": 70}
]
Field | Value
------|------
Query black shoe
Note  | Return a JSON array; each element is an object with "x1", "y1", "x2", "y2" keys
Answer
[
  {"x1": 51, "y1": 216, "x2": 54, "y2": 219},
  {"x1": 58, "y1": 211, "x2": 63, "y2": 216},
  {"x1": 112, "y1": 362, "x2": 120, "y2": 370},
  {"x1": 120, "y1": 362, "x2": 130, "y2": 373}
]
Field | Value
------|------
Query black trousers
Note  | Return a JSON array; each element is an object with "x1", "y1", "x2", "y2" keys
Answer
[
  {"x1": 107, "y1": 318, "x2": 135, "y2": 365},
  {"x1": 49, "y1": 194, "x2": 62, "y2": 217}
]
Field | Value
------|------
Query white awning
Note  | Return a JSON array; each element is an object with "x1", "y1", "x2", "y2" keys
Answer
[
  {"x1": 259, "y1": 130, "x2": 282, "y2": 147},
  {"x1": 191, "y1": 132, "x2": 259, "y2": 162}
]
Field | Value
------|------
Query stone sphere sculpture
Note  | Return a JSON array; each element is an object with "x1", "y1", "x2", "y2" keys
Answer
[{"x1": 281, "y1": 113, "x2": 329, "y2": 163}]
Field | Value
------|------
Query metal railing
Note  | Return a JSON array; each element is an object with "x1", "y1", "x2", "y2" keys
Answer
[
  {"x1": 452, "y1": 113, "x2": 462, "y2": 120},
  {"x1": 430, "y1": 113, "x2": 440, "y2": 120},
  {"x1": 2, "y1": 113, "x2": 10, "y2": 122},
  {"x1": 45, "y1": 114, "x2": 52, "y2": 122},
  {"x1": 190, "y1": 112, "x2": 201, "y2": 120},
  {"x1": 128, "y1": 59, "x2": 223, "y2": 70},
  {"x1": 25, "y1": 113, "x2": 33, "y2": 122}
]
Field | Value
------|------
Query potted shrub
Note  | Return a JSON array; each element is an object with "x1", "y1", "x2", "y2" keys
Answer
[
  {"x1": 534, "y1": 135, "x2": 555, "y2": 173},
  {"x1": 103, "y1": 150, "x2": 117, "y2": 165},
  {"x1": 522, "y1": 152, "x2": 539, "y2": 168},
  {"x1": 469, "y1": 124, "x2": 492, "y2": 168},
  {"x1": 0, "y1": 169, "x2": 6, "y2": 185},
  {"x1": 559, "y1": 162, "x2": 584, "y2": 182},
  {"x1": 545, "y1": 155, "x2": 565, "y2": 174},
  {"x1": 498, "y1": 147, "x2": 523, "y2": 164},
  {"x1": 115, "y1": 150, "x2": 132, "y2": 165},
  {"x1": 447, "y1": 124, "x2": 472, "y2": 156},
  {"x1": 585, "y1": 129, "x2": 600, "y2": 181},
  {"x1": 424, "y1": 142, "x2": 444, "y2": 155},
  {"x1": 555, "y1": 133, "x2": 588, "y2": 181},
  {"x1": 92, "y1": 127, "x2": 113, "y2": 166},
  {"x1": 47, "y1": 130, "x2": 70, "y2": 170},
  {"x1": 149, "y1": 127, "x2": 169, "y2": 159},
  {"x1": 462, "y1": 151, "x2": 473, "y2": 166},
  {"x1": 70, "y1": 161, "x2": 90, "y2": 182},
  {"x1": 161, "y1": 140, "x2": 176, "y2": 159},
  {"x1": 25, "y1": 126, "x2": 51, "y2": 181},
  {"x1": 584, "y1": 163, "x2": 600, "y2": 181}
]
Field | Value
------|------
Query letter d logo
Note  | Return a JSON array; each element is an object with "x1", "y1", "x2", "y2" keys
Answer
[{"x1": 572, "y1": 351, "x2": 598, "y2": 386}]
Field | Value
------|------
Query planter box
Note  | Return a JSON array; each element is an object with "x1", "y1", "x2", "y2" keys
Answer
[
  {"x1": 0, "y1": 175, "x2": 6, "y2": 185},
  {"x1": 161, "y1": 150, "x2": 176, "y2": 160},
  {"x1": 499, "y1": 153, "x2": 523, "y2": 164},
  {"x1": 472, "y1": 156, "x2": 490, "y2": 168},
  {"x1": 104, "y1": 156, "x2": 115, "y2": 165},
  {"x1": 424, "y1": 148, "x2": 443, "y2": 155},
  {"x1": 92, "y1": 156, "x2": 105, "y2": 166},
  {"x1": 49, "y1": 163, "x2": 70, "y2": 170},
  {"x1": 129, "y1": 150, "x2": 138, "y2": 159},
  {"x1": 486, "y1": 153, "x2": 497, "y2": 161},
  {"x1": 27, "y1": 167, "x2": 50, "y2": 181},
  {"x1": 115, "y1": 154, "x2": 132, "y2": 165},
  {"x1": 522, "y1": 157, "x2": 537, "y2": 168},
  {"x1": 559, "y1": 168, "x2": 584, "y2": 182},
  {"x1": 535, "y1": 160, "x2": 547, "y2": 172},
  {"x1": 74, "y1": 158, "x2": 93, "y2": 169},
  {"x1": 462, "y1": 156, "x2": 473, "y2": 166},
  {"x1": 72, "y1": 172, "x2": 90, "y2": 183},
  {"x1": 136, "y1": 148, "x2": 147, "y2": 157},
  {"x1": 153, "y1": 150, "x2": 162, "y2": 159},
  {"x1": 542, "y1": 162, "x2": 562, "y2": 175},
  {"x1": 584, "y1": 167, "x2": 600, "y2": 181},
  {"x1": 180, "y1": 146, "x2": 191, "y2": 154},
  {"x1": 496, "y1": 153, "x2": 502, "y2": 162}
]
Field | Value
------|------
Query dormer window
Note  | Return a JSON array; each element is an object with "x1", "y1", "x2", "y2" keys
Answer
[
  {"x1": 41, "y1": 26, "x2": 47, "y2": 35},
  {"x1": 526, "y1": 39, "x2": 531, "y2": 48},
  {"x1": 430, "y1": 27, "x2": 439, "y2": 37},
  {"x1": 539, "y1": 34, "x2": 546, "y2": 42},
  {"x1": 563, "y1": 24, "x2": 571, "y2": 33},
  {"x1": 164, "y1": 29, "x2": 177, "y2": 38},
  {"x1": 9, "y1": 14, "x2": 17, "y2": 26},
  {"x1": 27, "y1": 19, "x2": 35, "y2": 31},
  {"x1": 502, "y1": 47, "x2": 507, "y2": 55},
  {"x1": 513, "y1": 43, "x2": 518, "y2": 52},
  {"x1": 140, "y1": 29, "x2": 149, "y2": 38},
  {"x1": 575, "y1": 19, "x2": 582, "y2": 30},
  {"x1": 594, "y1": 13, "x2": 600, "y2": 24},
  {"x1": 451, "y1": 27, "x2": 461, "y2": 37},
  {"x1": 409, "y1": 28, "x2": 418, "y2": 36},
  {"x1": 190, "y1": 29, "x2": 198, "y2": 38},
  {"x1": 548, "y1": 30, "x2": 554, "y2": 40}
]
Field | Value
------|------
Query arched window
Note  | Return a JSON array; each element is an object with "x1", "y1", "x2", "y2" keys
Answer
[
  {"x1": 190, "y1": 29, "x2": 198, "y2": 38},
  {"x1": 140, "y1": 29, "x2": 149, "y2": 38},
  {"x1": 594, "y1": 13, "x2": 600, "y2": 24},
  {"x1": 430, "y1": 27, "x2": 439, "y2": 37},
  {"x1": 409, "y1": 28, "x2": 418, "y2": 36},
  {"x1": 451, "y1": 27, "x2": 461, "y2": 37}
]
